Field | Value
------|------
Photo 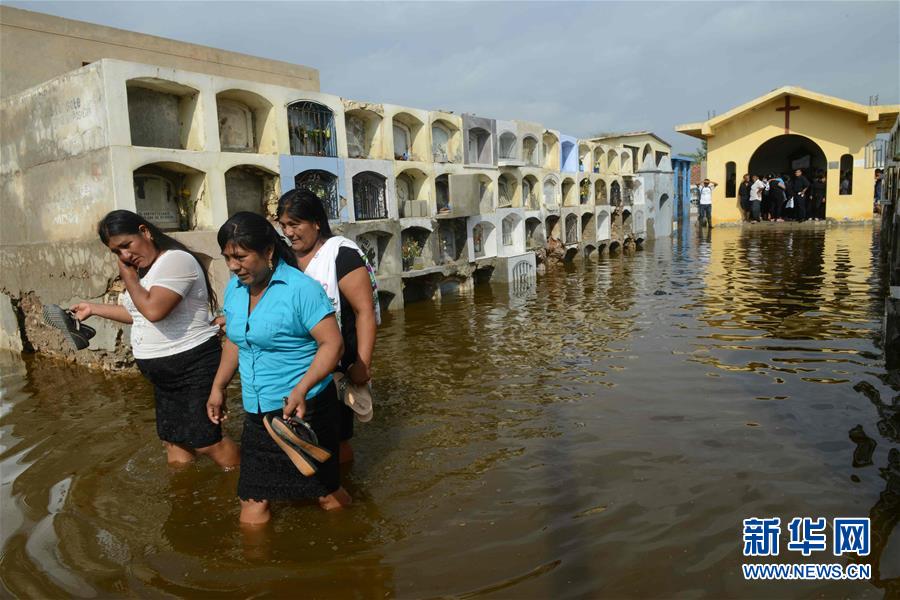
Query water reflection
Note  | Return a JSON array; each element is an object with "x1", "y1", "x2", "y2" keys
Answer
[{"x1": 1, "y1": 225, "x2": 897, "y2": 598}]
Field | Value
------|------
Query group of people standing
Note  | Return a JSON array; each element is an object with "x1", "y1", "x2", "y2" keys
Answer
[
  {"x1": 71, "y1": 189, "x2": 379, "y2": 525},
  {"x1": 739, "y1": 169, "x2": 827, "y2": 223},
  {"x1": 694, "y1": 169, "x2": 828, "y2": 228}
]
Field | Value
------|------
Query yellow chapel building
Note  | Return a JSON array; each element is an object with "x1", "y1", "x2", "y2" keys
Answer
[{"x1": 676, "y1": 86, "x2": 899, "y2": 224}]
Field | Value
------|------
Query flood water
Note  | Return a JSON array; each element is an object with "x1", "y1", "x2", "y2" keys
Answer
[{"x1": 2, "y1": 225, "x2": 898, "y2": 599}]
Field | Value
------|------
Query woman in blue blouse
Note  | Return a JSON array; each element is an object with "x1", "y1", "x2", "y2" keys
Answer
[{"x1": 206, "y1": 212, "x2": 349, "y2": 524}]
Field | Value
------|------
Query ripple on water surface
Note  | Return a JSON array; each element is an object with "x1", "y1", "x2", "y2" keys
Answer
[{"x1": 1, "y1": 226, "x2": 898, "y2": 598}]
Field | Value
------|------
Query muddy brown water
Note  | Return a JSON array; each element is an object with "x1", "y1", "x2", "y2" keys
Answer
[{"x1": 2, "y1": 225, "x2": 898, "y2": 599}]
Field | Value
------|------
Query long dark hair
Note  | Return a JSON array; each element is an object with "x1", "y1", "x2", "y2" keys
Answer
[
  {"x1": 216, "y1": 211, "x2": 298, "y2": 269},
  {"x1": 98, "y1": 210, "x2": 218, "y2": 311},
  {"x1": 276, "y1": 188, "x2": 333, "y2": 239}
]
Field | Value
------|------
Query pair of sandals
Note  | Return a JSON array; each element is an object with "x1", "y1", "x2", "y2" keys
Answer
[
  {"x1": 263, "y1": 400, "x2": 331, "y2": 476},
  {"x1": 41, "y1": 304, "x2": 96, "y2": 350}
]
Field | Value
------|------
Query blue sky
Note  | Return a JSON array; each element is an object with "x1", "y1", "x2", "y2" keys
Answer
[{"x1": 10, "y1": 1, "x2": 900, "y2": 153}]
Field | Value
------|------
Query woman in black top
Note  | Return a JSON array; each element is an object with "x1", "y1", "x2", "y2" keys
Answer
[{"x1": 277, "y1": 189, "x2": 379, "y2": 464}]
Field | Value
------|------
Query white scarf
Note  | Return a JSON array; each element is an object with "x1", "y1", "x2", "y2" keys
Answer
[{"x1": 304, "y1": 236, "x2": 381, "y2": 329}]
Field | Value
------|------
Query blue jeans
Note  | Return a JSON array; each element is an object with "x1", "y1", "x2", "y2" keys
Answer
[{"x1": 698, "y1": 204, "x2": 712, "y2": 226}]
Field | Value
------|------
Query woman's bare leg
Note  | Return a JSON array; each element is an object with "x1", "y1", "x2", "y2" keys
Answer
[
  {"x1": 240, "y1": 499, "x2": 270, "y2": 525},
  {"x1": 319, "y1": 487, "x2": 352, "y2": 511},
  {"x1": 164, "y1": 442, "x2": 195, "y2": 465},
  {"x1": 339, "y1": 441, "x2": 354, "y2": 464},
  {"x1": 196, "y1": 436, "x2": 240, "y2": 469}
]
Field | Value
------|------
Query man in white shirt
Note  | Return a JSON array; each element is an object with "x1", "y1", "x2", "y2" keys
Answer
[
  {"x1": 749, "y1": 175, "x2": 766, "y2": 223},
  {"x1": 697, "y1": 178, "x2": 717, "y2": 228}
]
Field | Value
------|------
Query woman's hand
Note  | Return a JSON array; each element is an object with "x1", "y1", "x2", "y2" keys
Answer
[
  {"x1": 117, "y1": 256, "x2": 139, "y2": 281},
  {"x1": 70, "y1": 302, "x2": 93, "y2": 321},
  {"x1": 347, "y1": 361, "x2": 371, "y2": 386},
  {"x1": 210, "y1": 315, "x2": 226, "y2": 336},
  {"x1": 283, "y1": 386, "x2": 307, "y2": 421},
  {"x1": 207, "y1": 387, "x2": 228, "y2": 424}
]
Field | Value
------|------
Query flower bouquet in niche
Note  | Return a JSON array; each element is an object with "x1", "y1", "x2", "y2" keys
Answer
[{"x1": 401, "y1": 238, "x2": 422, "y2": 271}]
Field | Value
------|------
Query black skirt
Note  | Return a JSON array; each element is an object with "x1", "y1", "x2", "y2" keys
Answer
[
  {"x1": 237, "y1": 381, "x2": 340, "y2": 502},
  {"x1": 135, "y1": 335, "x2": 223, "y2": 449}
]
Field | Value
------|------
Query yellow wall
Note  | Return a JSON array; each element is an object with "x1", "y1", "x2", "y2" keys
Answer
[{"x1": 706, "y1": 97, "x2": 879, "y2": 224}]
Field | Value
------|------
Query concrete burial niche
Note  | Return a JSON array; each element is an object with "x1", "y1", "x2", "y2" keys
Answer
[
  {"x1": 132, "y1": 162, "x2": 206, "y2": 231},
  {"x1": 216, "y1": 89, "x2": 275, "y2": 154},
  {"x1": 126, "y1": 77, "x2": 203, "y2": 150},
  {"x1": 224, "y1": 165, "x2": 278, "y2": 217}
]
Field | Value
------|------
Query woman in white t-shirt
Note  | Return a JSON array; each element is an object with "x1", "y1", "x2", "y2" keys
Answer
[{"x1": 70, "y1": 210, "x2": 239, "y2": 468}]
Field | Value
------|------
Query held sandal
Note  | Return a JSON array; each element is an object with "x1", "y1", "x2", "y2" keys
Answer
[
  {"x1": 41, "y1": 304, "x2": 96, "y2": 350},
  {"x1": 263, "y1": 414, "x2": 319, "y2": 476}
]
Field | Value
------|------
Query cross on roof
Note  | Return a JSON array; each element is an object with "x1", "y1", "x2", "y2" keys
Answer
[{"x1": 776, "y1": 95, "x2": 800, "y2": 134}]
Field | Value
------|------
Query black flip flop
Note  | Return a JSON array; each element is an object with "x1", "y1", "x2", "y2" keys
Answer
[
  {"x1": 269, "y1": 415, "x2": 332, "y2": 463},
  {"x1": 263, "y1": 414, "x2": 318, "y2": 476},
  {"x1": 41, "y1": 304, "x2": 96, "y2": 350}
]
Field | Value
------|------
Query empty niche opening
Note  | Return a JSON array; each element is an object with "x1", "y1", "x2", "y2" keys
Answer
[
  {"x1": 499, "y1": 131, "x2": 518, "y2": 160},
  {"x1": 659, "y1": 194, "x2": 669, "y2": 211},
  {"x1": 467, "y1": 127, "x2": 491, "y2": 164},
  {"x1": 523, "y1": 136, "x2": 539, "y2": 166},
  {"x1": 597, "y1": 210, "x2": 611, "y2": 240},
  {"x1": 133, "y1": 162, "x2": 206, "y2": 231},
  {"x1": 607, "y1": 150, "x2": 619, "y2": 172},
  {"x1": 345, "y1": 108, "x2": 383, "y2": 159},
  {"x1": 216, "y1": 89, "x2": 274, "y2": 153},
  {"x1": 225, "y1": 165, "x2": 279, "y2": 218},
  {"x1": 542, "y1": 132, "x2": 559, "y2": 170},
  {"x1": 401, "y1": 226, "x2": 433, "y2": 270},
  {"x1": 397, "y1": 168, "x2": 429, "y2": 218},
  {"x1": 622, "y1": 208, "x2": 633, "y2": 232},
  {"x1": 595, "y1": 179, "x2": 608, "y2": 204},
  {"x1": 295, "y1": 169, "x2": 341, "y2": 220},
  {"x1": 478, "y1": 174, "x2": 494, "y2": 213},
  {"x1": 562, "y1": 178, "x2": 576, "y2": 206},
  {"x1": 542, "y1": 177, "x2": 558, "y2": 208},
  {"x1": 498, "y1": 172, "x2": 517, "y2": 207},
  {"x1": 353, "y1": 172, "x2": 389, "y2": 221},
  {"x1": 127, "y1": 78, "x2": 201, "y2": 150},
  {"x1": 620, "y1": 151, "x2": 632, "y2": 173},
  {"x1": 545, "y1": 215, "x2": 561, "y2": 240},
  {"x1": 565, "y1": 213, "x2": 578, "y2": 244},
  {"x1": 356, "y1": 230, "x2": 393, "y2": 274},
  {"x1": 525, "y1": 217, "x2": 543, "y2": 250},
  {"x1": 438, "y1": 218, "x2": 467, "y2": 264},
  {"x1": 581, "y1": 212, "x2": 595, "y2": 243},
  {"x1": 522, "y1": 175, "x2": 538, "y2": 209},
  {"x1": 501, "y1": 214, "x2": 519, "y2": 247}
]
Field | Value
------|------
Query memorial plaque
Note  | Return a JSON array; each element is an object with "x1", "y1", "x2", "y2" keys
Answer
[{"x1": 134, "y1": 175, "x2": 180, "y2": 230}]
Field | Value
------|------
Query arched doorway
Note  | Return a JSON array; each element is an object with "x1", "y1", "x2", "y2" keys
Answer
[
  {"x1": 748, "y1": 134, "x2": 827, "y2": 180},
  {"x1": 749, "y1": 134, "x2": 828, "y2": 219}
]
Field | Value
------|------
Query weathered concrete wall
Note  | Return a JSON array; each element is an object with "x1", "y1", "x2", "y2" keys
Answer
[
  {"x1": 0, "y1": 6, "x2": 319, "y2": 98},
  {"x1": 1, "y1": 63, "x2": 113, "y2": 244}
]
